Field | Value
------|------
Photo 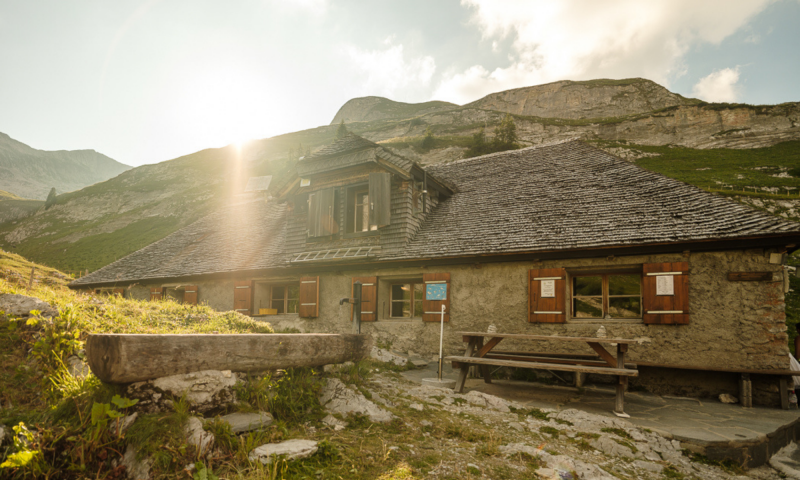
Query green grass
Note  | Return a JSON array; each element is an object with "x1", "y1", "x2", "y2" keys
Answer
[{"x1": 609, "y1": 140, "x2": 800, "y2": 192}]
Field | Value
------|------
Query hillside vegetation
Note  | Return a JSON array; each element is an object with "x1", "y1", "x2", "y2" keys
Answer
[{"x1": 0, "y1": 132, "x2": 130, "y2": 200}]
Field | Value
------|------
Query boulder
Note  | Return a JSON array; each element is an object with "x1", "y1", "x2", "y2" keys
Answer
[
  {"x1": 719, "y1": 393, "x2": 738, "y2": 404},
  {"x1": 121, "y1": 444, "x2": 153, "y2": 480},
  {"x1": 67, "y1": 355, "x2": 90, "y2": 379},
  {"x1": 319, "y1": 378, "x2": 393, "y2": 423},
  {"x1": 220, "y1": 412, "x2": 274, "y2": 433},
  {"x1": 0, "y1": 294, "x2": 58, "y2": 318},
  {"x1": 127, "y1": 370, "x2": 237, "y2": 413},
  {"x1": 248, "y1": 439, "x2": 318, "y2": 464},
  {"x1": 184, "y1": 417, "x2": 214, "y2": 455},
  {"x1": 0, "y1": 425, "x2": 7, "y2": 446},
  {"x1": 464, "y1": 390, "x2": 509, "y2": 412},
  {"x1": 370, "y1": 347, "x2": 408, "y2": 366},
  {"x1": 321, "y1": 414, "x2": 347, "y2": 431}
]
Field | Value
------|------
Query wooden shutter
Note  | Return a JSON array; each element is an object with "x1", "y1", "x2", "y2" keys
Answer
[
  {"x1": 422, "y1": 273, "x2": 451, "y2": 322},
  {"x1": 529, "y1": 268, "x2": 566, "y2": 323},
  {"x1": 308, "y1": 188, "x2": 337, "y2": 237},
  {"x1": 299, "y1": 277, "x2": 319, "y2": 318},
  {"x1": 369, "y1": 172, "x2": 392, "y2": 227},
  {"x1": 643, "y1": 262, "x2": 689, "y2": 325},
  {"x1": 112, "y1": 288, "x2": 124, "y2": 297},
  {"x1": 352, "y1": 276, "x2": 377, "y2": 322},
  {"x1": 234, "y1": 280, "x2": 254, "y2": 315},
  {"x1": 183, "y1": 285, "x2": 198, "y2": 305},
  {"x1": 150, "y1": 287, "x2": 165, "y2": 301}
]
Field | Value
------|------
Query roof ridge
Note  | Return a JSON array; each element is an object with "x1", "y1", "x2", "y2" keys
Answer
[{"x1": 427, "y1": 137, "x2": 583, "y2": 169}]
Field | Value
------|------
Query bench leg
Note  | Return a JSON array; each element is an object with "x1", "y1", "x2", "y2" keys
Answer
[
  {"x1": 454, "y1": 337, "x2": 479, "y2": 393},
  {"x1": 780, "y1": 377, "x2": 789, "y2": 410}
]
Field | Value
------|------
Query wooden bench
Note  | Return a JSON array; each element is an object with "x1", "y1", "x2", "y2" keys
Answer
[{"x1": 446, "y1": 332, "x2": 639, "y2": 416}]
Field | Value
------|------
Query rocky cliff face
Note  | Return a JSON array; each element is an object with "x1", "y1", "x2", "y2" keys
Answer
[
  {"x1": 466, "y1": 78, "x2": 697, "y2": 120},
  {"x1": 0, "y1": 132, "x2": 131, "y2": 200},
  {"x1": 331, "y1": 97, "x2": 457, "y2": 124}
]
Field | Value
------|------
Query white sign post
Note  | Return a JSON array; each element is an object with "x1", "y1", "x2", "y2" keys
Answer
[{"x1": 438, "y1": 304, "x2": 445, "y2": 380}]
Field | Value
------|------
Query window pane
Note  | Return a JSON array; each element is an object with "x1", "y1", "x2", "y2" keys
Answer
[
  {"x1": 271, "y1": 299, "x2": 284, "y2": 314},
  {"x1": 392, "y1": 284, "x2": 412, "y2": 301},
  {"x1": 271, "y1": 286, "x2": 285, "y2": 313},
  {"x1": 574, "y1": 298, "x2": 603, "y2": 318},
  {"x1": 287, "y1": 300, "x2": 298, "y2": 314},
  {"x1": 609, "y1": 297, "x2": 641, "y2": 318},
  {"x1": 573, "y1": 276, "x2": 602, "y2": 296},
  {"x1": 391, "y1": 301, "x2": 410, "y2": 317},
  {"x1": 414, "y1": 283, "x2": 424, "y2": 301},
  {"x1": 414, "y1": 297, "x2": 423, "y2": 317},
  {"x1": 609, "y1": 275, "x2": 641, "y2": 296},
  {"x1": 287, "y1": 285, "x2": 299, "y2": 300}
]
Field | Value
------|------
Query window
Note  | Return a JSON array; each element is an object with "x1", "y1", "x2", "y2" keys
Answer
[
  {"x1": 270, "y1": 285, "x2": 299, "y2": 314},
  {"x1": 347, "y1": 186, "x2": 378, "y2": 233},
  {"x1": 390, "y1": 283, "x2": 424, "y2": 318},
  {"x1": 572, "y1": 274, "x2": 641, "y2": 319}
]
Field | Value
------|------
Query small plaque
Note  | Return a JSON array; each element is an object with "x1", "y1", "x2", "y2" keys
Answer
[
  {"x1": 426, "y1": 283, "x2": 447, "y2": 301},
  {"x1": 300, "y1": 178, "x2": 311, "y2": 187},
  {"x1": 541, "y1": 279, "x2": 555, "y2": 298},
  {"x1": 656, "y1": 275, "x2": 674, "y2": 296}
]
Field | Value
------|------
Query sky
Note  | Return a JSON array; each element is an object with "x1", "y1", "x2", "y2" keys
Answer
[{"x1": 0, "y1": 0, "x2": 798, "y2": 167}]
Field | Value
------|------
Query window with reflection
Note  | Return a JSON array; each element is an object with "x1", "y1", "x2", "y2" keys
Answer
[
  {"x1": 390, "y1": 283, "x2": 424, "y2": 318},
  {"x1": 270, "y1": 285, "x2": 299, "y2": 314},
  {"x1": 572, "y1": 274, "x2": 641, "y2": 320}
]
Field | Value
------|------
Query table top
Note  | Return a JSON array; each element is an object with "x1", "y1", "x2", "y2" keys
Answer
[{"x1": 457, "y1": 332, "x2": 639, "y2": 344}]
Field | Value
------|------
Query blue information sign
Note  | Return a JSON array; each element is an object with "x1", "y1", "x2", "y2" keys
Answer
[{"x1": 426, "y1": 283, "x2": 447, "y2": 301}]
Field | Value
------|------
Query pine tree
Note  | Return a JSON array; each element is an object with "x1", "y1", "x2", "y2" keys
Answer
[
  {"x1": 492, "y1": 114, "x2": 519, "y2": 150},
  {"x1": 465, "y1": 128, "x2": 488, "y2": 158},
  {"x1": 336, "y1": 120, "x2": 348, "y2": 139}
]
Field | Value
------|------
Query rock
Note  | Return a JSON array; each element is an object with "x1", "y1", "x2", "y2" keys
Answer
[
  {"x1": 0, "y1": 294, "x2": 58, "y2": 318},
  {"x1": 420, "y1": 420, "x2": 432, "y2": 427},
  {"x1": 770, "y1": 442, "x2": 800, "y2": 480},
  {"x1": 0, "y1": 425, "x2": 7, "y2": 446},
  {"x1": 535, "y1": 468, "x2": 556, "y2": 478},
  {"x1": 409, "y1": 403, "x2": 424, "y2": 411},
  {"x1": 248, "y1": 439, "x2": 318, "y2": 464},
  {"x1": 121, "y1": 444, "x2": 153, "y2": 480},
  {"x1": 220, "y1": 412, "x2": 273, "y2": 433},
  {"x1": 319, "y1": 378, "x2": 394, "y2": 423},
  {"x1": 590, "y1": 436, "x2": 636, "y2": 459},
  {"x1": 127, "y1": 370, "x2": 237, "y2": 413},
  {"x1": 184, "y1": 417, "x2": 214, "y2": 455},
  {"x1": 109, "y1": 412, "x2": 138, "y2": 436},
  {"x1": 634, "y1": 460, "x2": 663, "y2": 473},
  {"x1": 66, "y1": 355, "x2": 90, "y2": 379},
  {"x1": 410, "y1": 358, "x2": 429, "y2": 368},
  {"x1": 370, "y1": 347, "x2": 408, "y2": 366},
  {"x1": 719, "y1": 393, "x2": 738, "y2": 404},
  {"x1": 464, "y1": 390, "x2": 509, "y2": 412},
  {"x1": 321, "y1": 414, "x2": 347, "y2": 431}
]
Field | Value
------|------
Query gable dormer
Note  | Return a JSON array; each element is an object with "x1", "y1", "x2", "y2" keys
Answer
[{"x1": 278, "y1": 134, "x2": 452, "y2": 263}]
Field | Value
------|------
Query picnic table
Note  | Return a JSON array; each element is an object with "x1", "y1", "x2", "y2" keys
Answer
[{"x1": 445, "y1": 332, "x2": 639, "y2": 416}]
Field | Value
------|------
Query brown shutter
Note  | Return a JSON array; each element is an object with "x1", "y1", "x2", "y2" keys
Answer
[
  {"x1": 150, "y1": 287, "x2": 165, "y2": 301},
  {"x1": 299, "y1": 277, "x2": 319, "y2": 318},
  {"x1": 529, "y1": 268, "x2": 566, "y2": 323},
  {"x1": 234, "y1": 280, "x2": 254, "y2": 315},
  {"x1": 422, "y1": 273, "x2": 451, "y2": 322},
  {"x1": 352, "y1": 276, "x2": 377, "y2": 322},
  {"x1": 369, "y1": 172, "x2": 391, "y2": 228},
  {"x1": 308, "y1": 188, "x2": 337, "y2": 237},
  {"x1": 643, "y1": 262, "x2": 689, "y2": 325},
  {"x1": 184, "y1": 285, "x2": 198, "y2": 305},
  {"x1": 112, "y1": 288, "x2": 124, "y2": 297}
]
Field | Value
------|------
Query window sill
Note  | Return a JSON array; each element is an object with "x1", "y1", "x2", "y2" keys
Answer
[
  {"x1": 252, "y1": 313, "x2": 300, "y2": 319},
  {"x1": 343, "y1": 230, "x2": 381, "y2": 239},
  {"x1": 567, "y1": 318, "x2": 643, "y2": 324}
]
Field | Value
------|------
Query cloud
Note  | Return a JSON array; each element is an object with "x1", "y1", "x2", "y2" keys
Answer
[
  {"x1": 433, "y1": 0, "x2": 772, "y2": 104},
  {"x1": 692, "y1": 67, "x2": 741, "y2": 102},
  {"x1": 344, "y1": 42, "x2": 436, "y2": 99}
]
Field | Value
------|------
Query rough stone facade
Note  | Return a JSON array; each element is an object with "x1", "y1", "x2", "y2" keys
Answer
[{"x1": 130, "y1": 248, "x2": 790, "y2": 405}]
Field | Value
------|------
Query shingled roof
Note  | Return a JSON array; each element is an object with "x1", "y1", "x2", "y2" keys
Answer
[
  {"x1": 296, "y1": 133, "x2": 414, "y2": 177},
  {"x1": 70, "y1": 199, "x2": 287, "y2": 286},
  {"x1": 381, "y1": 141, "x2": 800, "y2": 260},
  {"x1": 70, "y1": 140, "x2": 800, "y2": 287}
]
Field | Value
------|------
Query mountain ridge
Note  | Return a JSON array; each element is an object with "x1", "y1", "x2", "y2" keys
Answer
[{"x1": 0, "y1": 131, "x2": 131, "y2": 200}]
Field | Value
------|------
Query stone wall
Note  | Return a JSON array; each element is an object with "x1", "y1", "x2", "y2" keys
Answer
[{"x1": 136, "y1": 248, "x2": 791, "y2": 404}]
